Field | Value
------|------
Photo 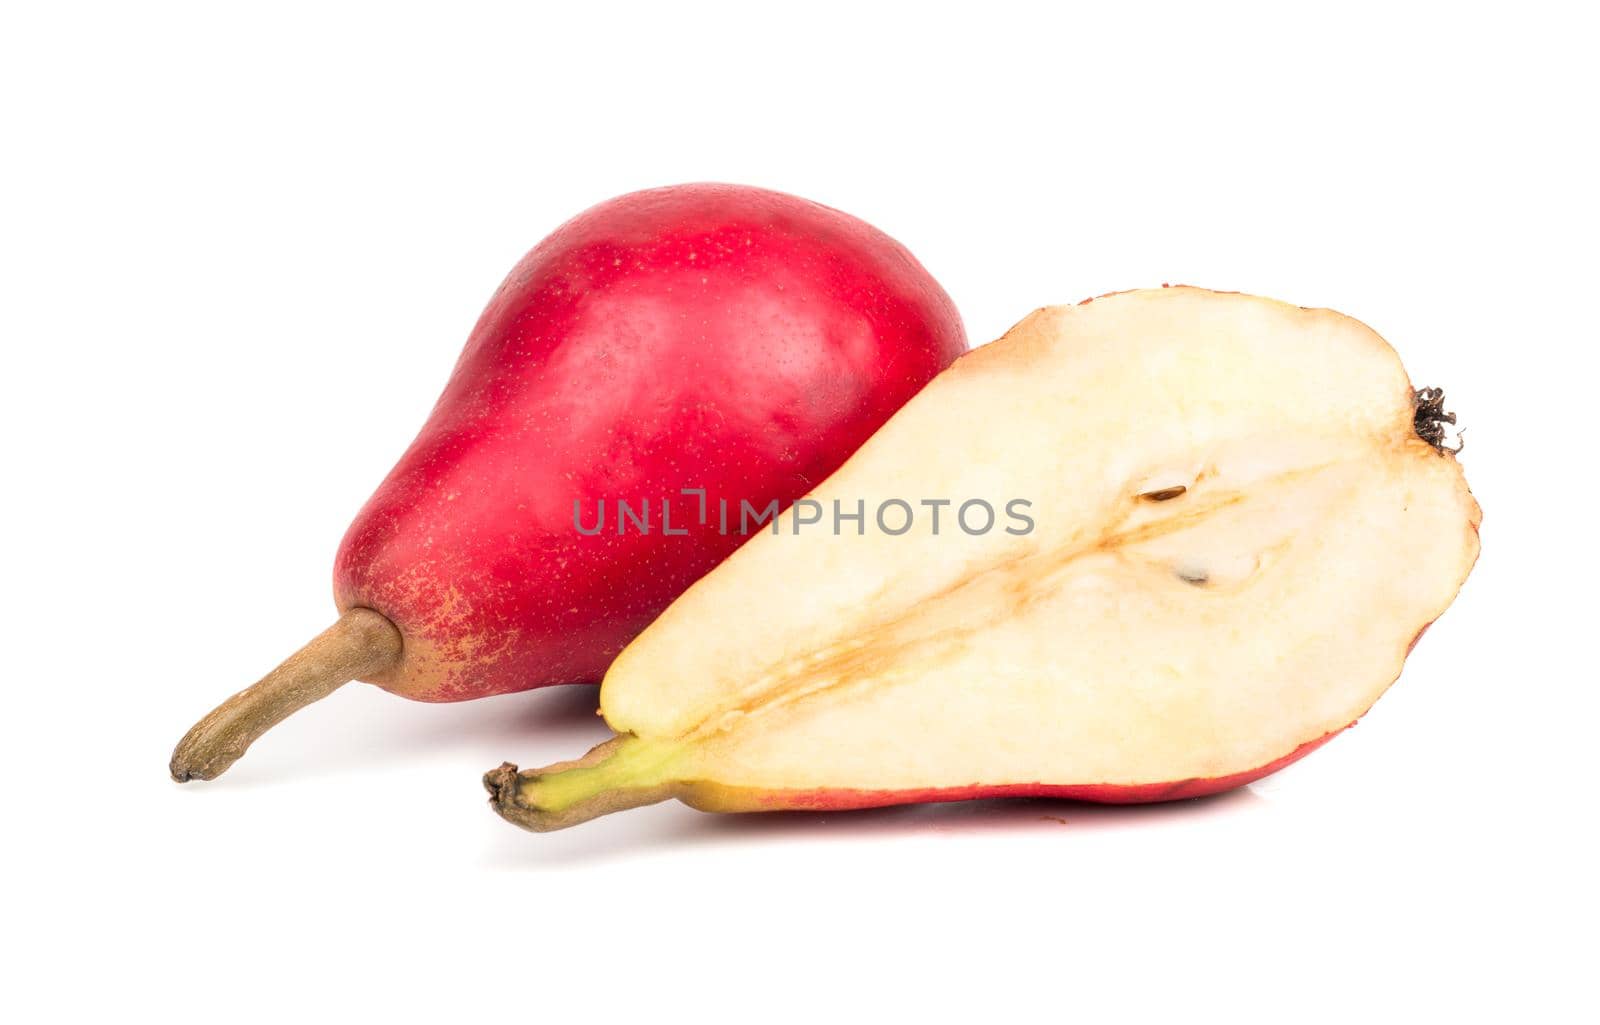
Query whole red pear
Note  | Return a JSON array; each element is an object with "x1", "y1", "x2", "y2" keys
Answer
[{"x1": 172, "y1": 183, "x2": 966, "y2": 782}]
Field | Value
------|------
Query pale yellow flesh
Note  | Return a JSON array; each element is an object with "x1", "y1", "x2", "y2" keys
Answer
[{"x1": 593, "y1": 287, "x2": 1480, "y2": 793}]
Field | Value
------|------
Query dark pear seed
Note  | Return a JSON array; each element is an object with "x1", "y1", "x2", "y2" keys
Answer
[
  {"x1": 1140, "y1": 485, "x2": 1187, "y2": 502},
  {"x1": 1176, "y1": 567, "x2": 1209, "y2": 586}
]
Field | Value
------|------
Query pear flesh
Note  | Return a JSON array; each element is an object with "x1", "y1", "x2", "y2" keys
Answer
[{"x1": 488, "y1": 287, "x2": 1481, "y2": 831}]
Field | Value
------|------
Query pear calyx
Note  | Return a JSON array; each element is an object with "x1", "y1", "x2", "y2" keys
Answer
[{"x1": 1413, "y1": 386, "x2": 1463, "y2": 454}]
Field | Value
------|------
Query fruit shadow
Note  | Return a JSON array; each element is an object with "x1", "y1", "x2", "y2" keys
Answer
[{"x1": 484, "y1": 786, "x2": 1267, "y2": 869}]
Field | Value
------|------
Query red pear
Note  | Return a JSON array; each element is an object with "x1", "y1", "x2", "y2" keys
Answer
[{"x1": 171, "y1": 183, "x2": 966, "y2": 782}]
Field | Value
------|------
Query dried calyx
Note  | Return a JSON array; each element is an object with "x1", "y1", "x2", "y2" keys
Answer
[{"x1": 1413, "y1": 386, "x2": 1463, "y2": 453}]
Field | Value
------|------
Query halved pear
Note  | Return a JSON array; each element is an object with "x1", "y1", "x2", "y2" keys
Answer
[{"x1": 486, "y1": 286, "x2": 1481, "y2": 831}]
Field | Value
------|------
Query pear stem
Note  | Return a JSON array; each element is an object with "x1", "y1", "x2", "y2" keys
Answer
[
  {"x1": 485, "y1": 736, "x2": 684, "y2": 831},
  {"x1": 170, "y1": 607, "x2": 403, "y2": 782}
]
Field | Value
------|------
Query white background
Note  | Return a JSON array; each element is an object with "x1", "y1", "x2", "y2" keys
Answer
[{"x1": 4, "y1": 2, "x2": 1595, "y2": 1021}]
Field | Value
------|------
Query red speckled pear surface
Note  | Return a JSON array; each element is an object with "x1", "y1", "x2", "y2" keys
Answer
[{"x1": 333, "y1": 184, "x2": 966, "y2": 700}]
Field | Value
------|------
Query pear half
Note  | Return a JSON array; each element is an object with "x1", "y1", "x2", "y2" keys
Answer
[{"x1": 486, "y1": 286, "x2": 1481, "y2": 831}]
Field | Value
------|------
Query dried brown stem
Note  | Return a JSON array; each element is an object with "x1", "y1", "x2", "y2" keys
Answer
[{"x1": 169, "y1": 607, "x2": 402, "y2": 782}]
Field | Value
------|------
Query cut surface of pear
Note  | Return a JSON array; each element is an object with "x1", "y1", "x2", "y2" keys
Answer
[{"x1": 487, "y1": 287, "x2": 1481, "y2": 831}]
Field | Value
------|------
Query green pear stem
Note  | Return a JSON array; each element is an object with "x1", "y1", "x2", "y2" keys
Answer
[
  {"x1": 170, "y1": 607, "x2": 403, "y2": 783},
  {"x1": 485, "y1": 736, "x2": 684, "y2": 832}
]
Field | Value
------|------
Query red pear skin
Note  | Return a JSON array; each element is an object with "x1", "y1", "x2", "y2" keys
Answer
[
  {"x1": 678, "y1": 732, "x2": 1340, "y2": 813},
  {"x1": 171, "y1": 183, "x2": 966, "y2": 782}
]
